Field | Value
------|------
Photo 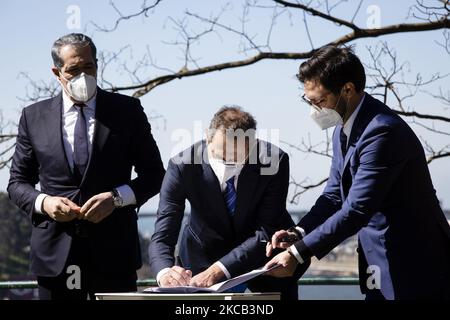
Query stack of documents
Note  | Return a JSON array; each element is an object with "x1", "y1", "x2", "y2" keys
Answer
[{"x1": 144, "y1": 265, "x2": 280, "y2": 293}]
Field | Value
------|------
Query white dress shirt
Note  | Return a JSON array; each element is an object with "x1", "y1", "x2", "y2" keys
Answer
[
  {"x1": 289, "y1": 93, "x2": 366, "y2": 264},
  {"x1": 34, "y1": 90, "x2": 137, "y2": 214}
]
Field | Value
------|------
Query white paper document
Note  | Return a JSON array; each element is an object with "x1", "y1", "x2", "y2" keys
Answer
[{"x1": 144, "y1": 264, "x2": 280, "y2": 294}]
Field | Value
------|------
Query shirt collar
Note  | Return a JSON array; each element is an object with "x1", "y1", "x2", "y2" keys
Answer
[
  {"x1": 342, "y1": 93, "x2": 365, "y2": 137},
  {"x1": 62, "y1": 89, "x2": 97, "y2": 114}
]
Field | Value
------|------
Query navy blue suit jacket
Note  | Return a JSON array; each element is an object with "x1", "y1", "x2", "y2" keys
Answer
[
  {"x1": 8, "y1": 88, "x2": 165, "y2": 277},
  {"x1": 149, "y1": 140, "x2": 297, "y2": 278},
  {"x1": 295, "y1": 93, "x2": 450, "y2": 299}
]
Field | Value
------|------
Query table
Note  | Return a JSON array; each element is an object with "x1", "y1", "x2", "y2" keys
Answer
[{"x1": 95, "y1": 292, "x2": 280, "y2": 300}]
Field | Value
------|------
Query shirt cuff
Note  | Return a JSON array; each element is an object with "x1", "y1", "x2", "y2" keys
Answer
[
  {"x1": 289, "y1": 245, "x2": 305, "y2": 264},
  {"x1": 156, "y1": 267, "x2": 171, "y2": 286},
  {"x1": 295, "y1": 226, "x2": 306, "y2": 237},
  {"x1": 115, "y1": 184, "x2": 137, "y2": 207},
  {"x1": 34, "y1": 193, "x2": 49, "y2": 214},
  {"x1": 214, "y1": 261, "x2": 231, "y2": 279}
]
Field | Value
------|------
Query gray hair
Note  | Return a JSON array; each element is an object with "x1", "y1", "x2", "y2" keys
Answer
[{"x1": 51, "y1": 33, "x2": 97, "y2": 69}]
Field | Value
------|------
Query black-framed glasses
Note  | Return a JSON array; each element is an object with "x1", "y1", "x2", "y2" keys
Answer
[
  {"x1": 301, "y1": 94, "x2": 322, "y2": 111},
  {"x1": 301, "y1": 89, "x2": 344, "y2": 111}
]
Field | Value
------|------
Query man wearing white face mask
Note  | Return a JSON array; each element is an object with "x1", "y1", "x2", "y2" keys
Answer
[
  {"x1": 264, "y1": 46, "x2": 450, "y2": 300},
  {"x1": 8, "y1": 33, "x2": 165, "y2": 299},
  {"x1": 149, "y1": 106, "x2": 309, "y2": 300}
]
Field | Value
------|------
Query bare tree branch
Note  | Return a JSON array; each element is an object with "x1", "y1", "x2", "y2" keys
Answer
[
  {"x1": 17, "y1": 72, "x2": 59, "y2": 105},
  {"x1": 428, "y1": 151, "x2": 450, "y2": 163},
  {"x1": 290, "y1": 176, "x2": 329, "y2": 204},
  {"x1": 4, "y1": 0, "x2": 449, "y2": 196},
  {"x1": 0, "y1": 111, "x2": 17, "y2": 169},
  {"x1": 395, "y1": 110, "x2": 450, "y2": 123},
  {"x1": 88, "y1": 0, "x2": 163, "y2": 33},
  {"x1": 273, "y1": 0, "x2": 361, "y2": 31},
  {"x1": 103, "y1": 18, "x2": 449, "y2": 97},
  {"x1": 281, "y1": 132, "x2": 332, "y2": 159}
]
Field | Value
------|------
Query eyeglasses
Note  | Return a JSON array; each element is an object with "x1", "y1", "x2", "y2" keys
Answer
[
  {"x1": 301, "y1": 94, "x2": 322, "y2": 111},
  {"x1": 301, "y1": 90, "x2": 344, "y2": 111}
]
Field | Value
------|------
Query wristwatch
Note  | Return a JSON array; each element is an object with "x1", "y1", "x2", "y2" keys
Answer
[
  {"x1": 286, "y1": 226, "x2": 303, "y2": 242},
  {"x1": 111, "y1": 188, "x2": 123, "y2": 208}
]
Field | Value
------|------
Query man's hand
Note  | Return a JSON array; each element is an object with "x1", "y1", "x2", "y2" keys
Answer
[
  {"x1": 189, "y1": 264, "x2": 225, "y2": 288},
  {"x1": 42, "y1": 196, "x2": 81, "y2": 222},
  {"x1": 159, "y1": 266, "x2": 193, "y2": 287},
  {"x1": 80, "y1": 192, "x2": 115, "y2": 223},
  {"x1": 264, "y1": 250, "x2": 298, "y2": 278},
  {"x1": 266, "y1": 229, "x2": 299, "y2": 257}
]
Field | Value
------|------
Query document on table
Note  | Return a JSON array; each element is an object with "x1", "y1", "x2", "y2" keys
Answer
[{"x1": 144, "y1": 264, "x2": 281, "y2": 294}]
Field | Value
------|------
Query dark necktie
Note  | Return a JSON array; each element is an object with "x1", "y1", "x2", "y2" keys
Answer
[
  {"x1": 223, "y1": 176, "x2": 237, "y2": 216},
  {"x1": 73, "y1": 104, "x2": 89, "y2": 181},
  {"x1": 223, "y1": 176, "x2": 247, "y2": 292},
  {"x1": 340, "y1": 128, "x2": 348, "y2": 157}
]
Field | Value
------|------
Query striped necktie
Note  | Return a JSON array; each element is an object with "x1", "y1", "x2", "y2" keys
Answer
[
  {"x1": 222, "y1": 176, "x2": 248, "y2": 293},
  {"x1": 223, "y1": 176, "x2": 237, "y2": 216}
]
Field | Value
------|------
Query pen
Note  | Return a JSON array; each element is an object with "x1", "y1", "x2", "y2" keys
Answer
[{"x1": 260, "y1": 235, "x2": 299, "y2": 243}]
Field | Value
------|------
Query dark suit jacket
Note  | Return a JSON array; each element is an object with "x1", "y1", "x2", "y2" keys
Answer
[
  {"x1": 149, "y1": 140, "x2": 296, "y2": 278},
  {"x1": 8, "y1": 88, "x2": 165, "y2": 277},
  {"x1": 295, "y1": 93, "x2": 450, "y2": 299}
]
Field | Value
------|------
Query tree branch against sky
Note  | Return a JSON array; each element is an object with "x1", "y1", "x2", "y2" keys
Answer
[
  {"x1": 84, "y1": 0, "x2": 450, "y2": 98},
  {"x1": 1, "y1": 0, "x2": 449, "y2": 204}
]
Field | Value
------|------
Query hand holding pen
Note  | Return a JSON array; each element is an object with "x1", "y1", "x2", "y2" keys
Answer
[{"x1": 264, "y1": 227, "x2": 301, "y2": 257}]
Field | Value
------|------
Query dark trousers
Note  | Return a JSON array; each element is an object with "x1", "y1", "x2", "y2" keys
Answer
[
  {"x1": 365, "y1": 289, "x2": 386, "y2": 301},
  {"x1": 37, "y1": 236, "x2": 137, "y2": 300}
]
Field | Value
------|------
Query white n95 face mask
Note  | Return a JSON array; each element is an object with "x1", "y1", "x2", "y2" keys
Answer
[
  {"x1": 310, "y1": 106, "x2": 343, "y2": 130},
  {"x1": 209, "y1": 156, "x2": 244, "y2": 185},
  {"x1": 60, "y1": 72, "x2": 97, "y2": 103}
]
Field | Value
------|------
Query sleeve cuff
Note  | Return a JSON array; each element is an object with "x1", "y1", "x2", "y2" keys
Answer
[
  {"x1": 34, "y1": 193, "x2": 49, "y2": 214},
  {"x1": 214, "y1": 261, "x2": 231, "y2": 279},
  {"x1": 293, "y1": 239, "x2": 313, "y2": 262},
  {"x1": 295, "y1": 226, "x2": 306, "y2": 237},
  {"x1": 115, "y1": 184, "x2": 137, "y2": 207},
  {"x1": 289, "y1": 245, "x2": 305, "y2": 264},
  {"x1": 156, "y1": 267, "x2": 171, "y2": 286}
]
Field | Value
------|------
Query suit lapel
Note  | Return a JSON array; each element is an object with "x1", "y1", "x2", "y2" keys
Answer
[
  {"x1": 340, "y1": 94, "x2": 378, "y2": 200},
  {"x1": 198, "y1": 160, "x2": 234, "y2": 233},
  {"x1": 342, "y1": 94, "x2": 373, "y2": 171},
  {"x1": 343, "y1": 138, "x2": 356, "y2": 171},
  {"x1": 43, "y1": 93, "x2": 73, "y2": 177},
  {"x1": 79, "y1": 88, "x2": 110, "y2": 187},
  {"x1": 233, "y1": 163, "x2": 259, "y2": 233},
  {"x1": 337, "y1": 125, "x2": 347, "y2": 199}
]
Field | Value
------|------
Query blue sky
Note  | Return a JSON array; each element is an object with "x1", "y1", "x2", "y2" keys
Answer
[{"x1": 1, "y1": 0, "x2": 449, "y2": 212}]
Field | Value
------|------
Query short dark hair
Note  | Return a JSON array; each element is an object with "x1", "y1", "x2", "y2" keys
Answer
[
  {"x1": 209, "y1": 106, "x2": 257, "y2": 132},
  {"x1": 51, "y1": 33, "x2": 97, "y2": 69},
  {"x1": 297, "y1": 45, "x2": 366, "y2": 94}
]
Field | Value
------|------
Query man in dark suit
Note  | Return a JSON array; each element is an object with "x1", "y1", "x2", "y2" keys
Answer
[
  {"x1": 265, "y1": 46, "x2": 450, "y2": 300},
  {"x1": 7, "y1": 33, "x2": 165, "y2": 299},
  {"x1": 149, "y1": 106, "x2": 309, "y2": 300}
]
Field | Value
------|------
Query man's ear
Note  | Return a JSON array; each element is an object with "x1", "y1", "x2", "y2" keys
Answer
[
  {"x1": 344, "y1": 82, "x2": 356, "y2": 96},
  {"x1": 205, "y1": 128, "x2": 216, "y2": 144},
  {"x1": 344, "y1": 82, "x2": 356, "y2": 94},
  {"x1": 51, "y1": 67, "x2": 61, "y2": 79}
]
